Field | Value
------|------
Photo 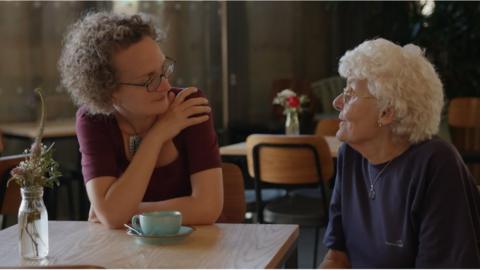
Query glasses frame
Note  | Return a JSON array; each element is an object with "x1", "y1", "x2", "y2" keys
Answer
[
  {"x1": 118, "y1": 56, "x2": 176, "y2": 92},
  {"x1": 341, "y1": 86, "x2": 376, "y2": 105}
]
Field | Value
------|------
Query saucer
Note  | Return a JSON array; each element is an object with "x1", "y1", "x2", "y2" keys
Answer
[{"x1": 126, "y1": 226, "x2": 195, "y2": 245}]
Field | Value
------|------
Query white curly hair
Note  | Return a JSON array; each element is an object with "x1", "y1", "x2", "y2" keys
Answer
[{"x1": 338, "y1": 38, "x2": 444, "y2": 143}]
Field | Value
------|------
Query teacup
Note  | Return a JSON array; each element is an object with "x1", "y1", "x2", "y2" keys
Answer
[{"x1": 131, "y1": 211, "x2": 182, "y2": 236}]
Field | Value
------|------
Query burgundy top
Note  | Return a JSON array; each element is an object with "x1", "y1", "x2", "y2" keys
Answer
[{"x1": 75, "y1": 89, "x2": 221, "y2": 202}]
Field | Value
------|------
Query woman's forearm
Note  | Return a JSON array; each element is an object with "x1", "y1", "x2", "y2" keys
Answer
[
  {"x1": 90, "y1": 133, "x2": 166, "y2": 228},
  {"x1": 138, "y1": 168, "x2": 223, "y2": 225}
]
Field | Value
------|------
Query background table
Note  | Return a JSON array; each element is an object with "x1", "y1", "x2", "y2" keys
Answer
[
  {"x1": 220, "y1": 135, "x2": 341, "y2": 158},
  {"x1": 0, "y1": 221, "x2": 299, "y2": 268},
  {"x1": 0, "y1": 118, "x2": 76, "y2": 139}
]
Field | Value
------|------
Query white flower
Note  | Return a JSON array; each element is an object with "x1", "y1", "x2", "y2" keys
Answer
[{"x1": 278, "y1": 89, "x2": 296, "y2": 98}]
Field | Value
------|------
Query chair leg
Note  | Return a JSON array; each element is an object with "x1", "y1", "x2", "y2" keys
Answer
[
  {"x1": 313, "y1": 226, "x2": 320, "y2": 268},
  {"x1": 78, "y1": 181, "x2": 90, "y2": 220},
  {"x1": 66, "y1": 180, "x2": 75, "y2": 220},
  {"x1": 1, "y1": 215, "x2": 6, "y2": 229}
]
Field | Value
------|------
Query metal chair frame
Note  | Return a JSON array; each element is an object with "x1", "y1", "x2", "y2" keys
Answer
[{"x1": 251, "y1": 142, "x2": 329, "y2": 267}]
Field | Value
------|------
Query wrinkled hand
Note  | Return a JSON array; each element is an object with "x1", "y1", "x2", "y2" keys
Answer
[{"x1": 152, "y1": 87, "x2": 210, "y2": 141}]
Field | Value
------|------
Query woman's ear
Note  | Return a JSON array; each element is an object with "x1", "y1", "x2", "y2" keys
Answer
[{"x1": 378, "y1": 107, "x2": 395, "y2": 126}]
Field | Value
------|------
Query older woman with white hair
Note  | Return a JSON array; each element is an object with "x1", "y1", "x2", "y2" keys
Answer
[{"x1": 320, "y1": 38, "x2": 480, "y2": 268}]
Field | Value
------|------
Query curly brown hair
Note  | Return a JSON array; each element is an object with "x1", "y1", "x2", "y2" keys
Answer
[{"x1": 58, "y1": 11, "x2": 165, "y2": 115}]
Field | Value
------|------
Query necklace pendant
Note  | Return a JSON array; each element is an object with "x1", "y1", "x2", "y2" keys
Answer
[
  {"x1": 369, "y1": 186, "x2": 376, "y2": 200},
  {"x1": 128, "y1": 135, "x2": 142, "y2": 156}
]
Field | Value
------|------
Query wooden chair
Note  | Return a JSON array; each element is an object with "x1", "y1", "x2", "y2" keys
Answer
[
  {"x1": 217, "y1": 162, "x2": 246, "y2": 223},
  {"x1": 315, "y1": 118, "x2": 340, "y2": 136},
  {"x1": 448, "y1": 97, "x2": 480, "y2": 183},
  {"x1": 246, "y1": 134, "x2": 334, "y2": 267},
  {"x1": 0, "y1": 154, "x2": 29, "y2": 229}
]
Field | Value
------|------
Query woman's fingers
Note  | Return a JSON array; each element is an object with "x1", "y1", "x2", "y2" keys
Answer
[
  {"x1": 172, "y1": 87, "x2": 198, "y2": 106},
  {"x1": 167, "y1": 91, "x2": 176, "y2": 104},
  {"x1": 178, "y1": 97, "x2": 209, "y2": 111},
  {"x1": 183, "y1": 105, "x2": 211, "y2": 116},
  {"x1": 186, "y1": 115, "x2": 210, "y2": 126}
]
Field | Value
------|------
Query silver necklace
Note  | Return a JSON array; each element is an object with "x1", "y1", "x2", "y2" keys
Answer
[
  {"x1": 125, "y1": 123, "x2": 141, "y2": 157},
  {"x1": 368, "y1": 159, "x2": 393, "y2": 200},
  {"x1": 117, "y1": 115, "x2": 142, "y2": 157}
]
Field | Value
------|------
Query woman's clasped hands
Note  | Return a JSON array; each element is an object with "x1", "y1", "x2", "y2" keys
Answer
[{"x1": 152, "y1": 87, "x2": 211, "y2": 141}]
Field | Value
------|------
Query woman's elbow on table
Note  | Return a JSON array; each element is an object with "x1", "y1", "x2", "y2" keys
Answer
[
  {"x1": 190, "y1": 168, "x2": 224, "y2": 224},
  {"x1": 91, "y1": 204, "x2": 131, "y2": 229}
]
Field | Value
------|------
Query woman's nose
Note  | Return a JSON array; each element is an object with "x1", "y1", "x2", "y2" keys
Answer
[
  {"x1": 154, "y1": 77, "x2": 171, "y2": 93},
  {"x1": 332, "y1": 93, "x2": 344, "y2": 112}
]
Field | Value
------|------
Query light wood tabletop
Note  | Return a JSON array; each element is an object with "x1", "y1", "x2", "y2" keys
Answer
[
  {"x1": 0, "y1": 118, "x2": 76, "y2": 139},
  {"x1": 220, "y1": 135, "x2": 341, "y2": 158},
  {"x1": 0, "y1": 221, "x2": 299, "y2": 268}
]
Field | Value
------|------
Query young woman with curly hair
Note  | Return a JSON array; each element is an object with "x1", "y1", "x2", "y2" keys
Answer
[{"x1": 59, "y1": 12, "x2": 223, "y2": 229}]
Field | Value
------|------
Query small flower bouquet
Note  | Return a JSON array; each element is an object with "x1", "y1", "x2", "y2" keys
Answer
[
  {"x1": 8, "y1": 88, "x2": 61, "y2": 188},
  {"x1": 272, "y1": 89, "x2": 310, "y2": 115},
  {"x1": 273, "y1": 89, "x2": 310, "y2": 135},
  {"x1": 7, "y1": 88, "x2": 61, "y2": 259}
]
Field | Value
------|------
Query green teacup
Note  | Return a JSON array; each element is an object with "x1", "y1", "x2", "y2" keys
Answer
[{"x1": 131, "y1": 211, "x2": 182, "y2": 236}]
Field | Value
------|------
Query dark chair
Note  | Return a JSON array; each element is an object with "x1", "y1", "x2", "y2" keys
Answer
[
  {"x1": 0, "y1": 154, "x2": 29, "y2": 229},
  {"x1": 311, "y1": 76, "x2": 345, "y2": 116},
  {"x1": 217, "y1": 162, "x2": 246, "y2": 223},
  {"x1": 448, "y1": 97, "x2": 480, "y2": 183},
  {"x1": 246, "y1": 134, "x2": 334, "y2": 267}
]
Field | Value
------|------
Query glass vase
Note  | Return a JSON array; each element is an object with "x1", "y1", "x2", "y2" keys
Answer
[
  {"x1": 285, "y1": 111, "x2": 300, "y2": 135},
  {"x1": 18, "y1": 186, "x2": 49, "y2": 260}
]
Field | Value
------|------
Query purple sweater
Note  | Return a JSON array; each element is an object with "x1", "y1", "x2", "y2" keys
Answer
[
  {"x1": 324, "y1": 136, "x2": 480, "y2": 268},
  {"x1": 75, "y1": 89, "x2": 221, "y2": 202}
]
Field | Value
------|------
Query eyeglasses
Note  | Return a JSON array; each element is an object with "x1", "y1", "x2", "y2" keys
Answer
[
  {"x1": 118, "y1": 56, "x2": 176, "y2": 92},
  {"x1": 341, "y1": 86, "x2": 375, "y2": 104}
]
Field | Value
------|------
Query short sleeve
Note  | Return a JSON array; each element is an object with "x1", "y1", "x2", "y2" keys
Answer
[
  {"x1": 414, "y1": 143, "x2": 480, "y2": 268},
  {"x1": 177, "y1": 89, "x2": 221, "y2": 175},
  {"x1": 76, "y1": 107, "x2": 120, "y2": 182},
  {"x1": 323, "y1": 143, "x2": 347, "y2": 251}
]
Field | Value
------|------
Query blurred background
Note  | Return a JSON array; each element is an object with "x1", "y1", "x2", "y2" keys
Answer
[
  {"x1": 2, "y1": 1, "x2": 479, "y2": 146},
  {"x1": 1, "y1": 1, "x2": 479, "y2": 267}
]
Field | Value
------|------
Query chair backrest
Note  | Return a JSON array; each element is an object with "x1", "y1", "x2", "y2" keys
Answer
[
  {"x1": 217, "y1": 162, "x2": 246, "y2": 223},
  {"x1": 246, "y1": 135, "x2": 334, "y2": 185},
  {"x1": 448, "y1": 97, "x2": 480, "y2": 152},
  {"x1": 448, "y1": 97, "x2": 480, "y2": 183},
  {"x1": 315, "y1": 118, "x2": 340, "y2": 136},
  {"x1": 0, "y1": 154, "x2": 29, "y2": 217},
  {"x1": 311, "y1": 76, "x2": 345, "y2": 114}
]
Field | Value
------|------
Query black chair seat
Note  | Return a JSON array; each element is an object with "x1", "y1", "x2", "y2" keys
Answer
[{"x1": 264, "y1": 194, "x2": 326, "y2": 226}]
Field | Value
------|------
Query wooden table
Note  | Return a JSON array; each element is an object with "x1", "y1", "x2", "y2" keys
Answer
[
  {"x1": 220, "y1": 135, "x2": 341, "y2": 158},
  {"x1": 0, "y1": 118, "x2": 76, "y2": 139},
  {"x1": 0, "y1": 221, "x2": 299, "y2": 268}
]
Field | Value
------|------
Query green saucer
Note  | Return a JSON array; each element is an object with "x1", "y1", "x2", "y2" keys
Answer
[{"x1": 126, "y1": 225, "x2": 195, "y2": 245}]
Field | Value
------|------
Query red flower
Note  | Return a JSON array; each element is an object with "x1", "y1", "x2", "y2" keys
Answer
[{"x1": 287, "y1": 96, "x2": 300, "y2": 108}]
